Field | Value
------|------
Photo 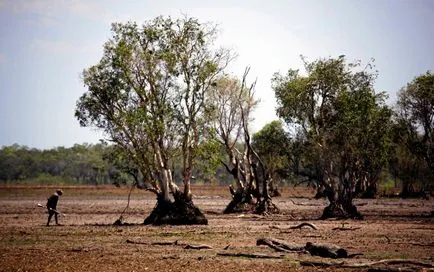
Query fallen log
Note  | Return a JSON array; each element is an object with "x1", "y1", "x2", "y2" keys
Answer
[
  {"x1": 305, "y1": 242, "x2": 349, "y2": 258},
  {"x1": 257, "y1": 237, "x2": 358, "y2": 259},
  {"x1": 256, "y1": 238, "x2": 305, "y2": 253}
]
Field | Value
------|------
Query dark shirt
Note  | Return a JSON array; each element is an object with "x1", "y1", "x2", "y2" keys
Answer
[{"x1": 46, "y1": 193, "x2": 59, "y2": 209}]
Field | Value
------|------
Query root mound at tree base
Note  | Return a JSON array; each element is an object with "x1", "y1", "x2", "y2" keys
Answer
[
  {"x1": 143, "y1": 195, "x2": 208, "y2": 225},
  {"x1": 320, "y1": 204, "x2": 363, "y2": 220},
  {"x1": 254, "y1": 199, "x2": 280, "y2": 214}
]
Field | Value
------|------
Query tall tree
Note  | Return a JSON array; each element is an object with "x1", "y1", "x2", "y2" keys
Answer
[
  {"x1": 273, "y1": 56, "x2": 392, "y2": 219},
  {"x1": 394, "y1": 71, "x2": 434, "y2": 196},
  {"x1": 395, "y1": 72, "x2": 434, "y2": 174},
  {"x1": 252, "y1": 120, "x2": 290, "y2": 196},
  {"x1": 207, "y1": 70, "x2": 279, "y2": 214},
  {"x1": 75, "y1": 16, "x2": 232, "y2": 225}
]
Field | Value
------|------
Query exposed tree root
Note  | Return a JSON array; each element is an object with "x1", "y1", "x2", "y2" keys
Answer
[
  {"x1": 143, "y1": 194, "x2": 207, "y2": 225},
  {"x1": 223, "y1": 188, "x2": 256, "y2": 214},
  {"x1": 254, "y1": 199, "x2": 280, "y2": 215},
  {"x1": 224, "y1": 186, "x2": 279, "y2": 215},
  {"x1": 321, "y1": 204, "x2": 363, "y2": 220}
]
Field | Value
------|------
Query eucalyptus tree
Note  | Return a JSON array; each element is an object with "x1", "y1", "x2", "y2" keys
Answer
[
  {"x1": 252, "y1": 120, "x2": 290, "y2": 195},
  {"x1": 76, "y1": 16, "x2": 232, "y2": 225},
  {"x1": 273, "y1": 56, "x2": 392, "y2": 219},
  {"x1": 206, "y1": 69, "x2": 279, "y2": 214},
  {"x1": 394, "y1": 71, "x2": 434, "y2": 196},
  {"x1": 396, "y1": 72, "x2": 434, "y2": 174}
]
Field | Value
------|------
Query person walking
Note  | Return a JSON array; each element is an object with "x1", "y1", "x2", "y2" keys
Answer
[{"x1": 46, "y1": 189, "x2": 63, "y2": 226}]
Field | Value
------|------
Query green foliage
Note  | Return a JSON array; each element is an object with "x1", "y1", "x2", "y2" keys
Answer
[
  {"x1": 395, "y1": 71, "x2": 434, "y2": 175},
  {"x1": 0, "y1": 143, "x2": 128, "y2": 185},
  {"x1": 75, "y1": 16, "x2": 233, "y2": 197},
  {"x1": 273, "y1": 55, "x2": 392, "y2": 209},
  {"x1": 194, "y1": 139, "x2": 227, "y2": 184},
  {"x1": 252, "y1": 120, "x2": 290, "y2": 181}
]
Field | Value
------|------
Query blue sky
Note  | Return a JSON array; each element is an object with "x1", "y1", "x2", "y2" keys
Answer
[{"x1": 0, "y1": 0, "x2": 433, "y2": 149}]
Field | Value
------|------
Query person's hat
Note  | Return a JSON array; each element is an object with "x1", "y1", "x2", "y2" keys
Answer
[{"x1": 56, "y1": 189, "x2": 63, "y2": 196}]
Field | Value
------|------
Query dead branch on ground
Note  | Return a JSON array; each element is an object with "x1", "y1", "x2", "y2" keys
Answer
[
  {"x1": 257, "y1": 238, "x2": 358, "y2": 259},
  {"x1": 217, "y1": 252, "x2": 284, "y2": 259},
  {"x1": 332, "y1": 226, "x2": 361, "y2": 231},
  {"x1": 270, "y1": 222, "x2": 318, "y2": 231},
  {"x1": 113, "y1": 181, "x2": 137, "y2": 225},
  {"x1": 298, "y1": 259, "x2": 434, "y2": 269},
  {"x1": 184, "y1": 244, "x2": 213, "y2": 250},
  {"x1": 256, "y1": 238, "x2": 306, "y2": 253},
  {"x1": 126, "y1": 239, "x2": 212, "y2": 250}
]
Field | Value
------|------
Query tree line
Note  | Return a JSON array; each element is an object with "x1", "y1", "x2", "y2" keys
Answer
[{"x1": 0, "y1": 142, "x2": 233, "y2": 186}]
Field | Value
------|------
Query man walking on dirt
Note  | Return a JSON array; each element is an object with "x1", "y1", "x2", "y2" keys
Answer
[{"x1": 46, "y1": 189, "x2": 63, "y2": 226}]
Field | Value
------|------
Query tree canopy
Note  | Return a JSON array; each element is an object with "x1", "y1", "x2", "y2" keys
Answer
[
  {"x1": 75, "y1": 16, "x2": 233, "y2": 224},
  {"x1": 272, "y1": 56, "x2": 392, "y2": 218}
]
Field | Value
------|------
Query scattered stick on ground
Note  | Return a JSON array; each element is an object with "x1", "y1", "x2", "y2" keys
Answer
[
  {"x1": 257, "y1": 237, "x2": 361, "y2": 259},
  {"x1": 299, "y1": 259, "x2": 434, "y2": 269},
  {"x1": 126, "y1": 239, "x2": 148, "y2": 245},
  {"x1": 184, "y1": 244, "x2": 213, "y2": 250},
  {"x1": 217, "y1": 252, "x2": 284, "y2": 259},
  {"x1": 126, "y1": 239, "x2": 179, "y2": 245},
  {"x1": 289, "y1": 222, "x2": 318, "y2": 230},
  {"x1": 126, "y1": 239, "x2": 212, "y2": 250},
  {"x1": 332, "y1": 226, "x2": 361, "y2": 231},
  {"x1": 152, "y1": 241, "x2": 179, "y2": 246},
  {"x1": 113, "y1": 181, "x2": 137, "y2": 225},
  {"x1": 270, "y1": 222, "x2": 318, "y2": 231}
]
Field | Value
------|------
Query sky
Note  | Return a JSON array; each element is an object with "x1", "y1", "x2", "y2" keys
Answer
[{"x1": 0, "y1": 0, "x2": 433, "y2": 150}]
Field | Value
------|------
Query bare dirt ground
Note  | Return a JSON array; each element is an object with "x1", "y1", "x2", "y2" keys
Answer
[{"x1": 0, "y1": 185, "x2": 433, "y2": 272}]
